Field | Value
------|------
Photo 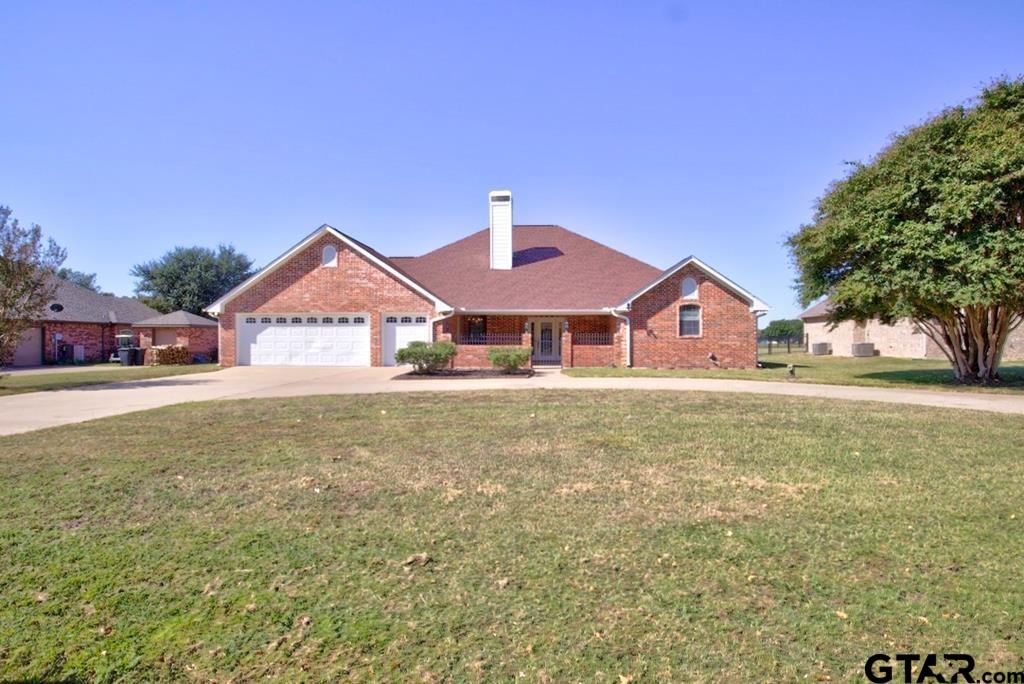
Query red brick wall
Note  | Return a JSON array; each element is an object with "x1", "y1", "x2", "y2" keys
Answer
[
  {"x1": 40, "y1": 322, "x2": 127, "y2": 363},
  {"x1": 628, "y1": 266, "x2": 757, "y2": 368},
  {"x1": 138, "y1": 326, "x2": 218, "y2": 362},
  {"x1": 219, "y1": 234, "x2": 434, "y2": 366}
]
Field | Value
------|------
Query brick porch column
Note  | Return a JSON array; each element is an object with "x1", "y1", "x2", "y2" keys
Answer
[{"x1": 561, "y1": 329, "x2": 572, "y2": 368}]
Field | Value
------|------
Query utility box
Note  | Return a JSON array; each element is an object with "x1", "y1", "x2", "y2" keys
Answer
[
  {"x1": 851, "y1": 342, "x2": 876, "y2": 357},
  {"x1": 811, "y1": 342, "x2": 832, "y2": 356}
]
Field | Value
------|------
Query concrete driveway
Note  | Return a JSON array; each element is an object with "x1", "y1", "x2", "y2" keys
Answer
[{"x1": 1, "y1": 366, "x2": 1023, "y2": 437}]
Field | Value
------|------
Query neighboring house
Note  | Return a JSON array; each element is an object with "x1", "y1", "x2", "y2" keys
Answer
[
  {"x1": 6, "y1": 277, "x2": 160, "y2": 366},
  {"x1": 800, "y1": 299, "x2": 1024, "y2": 360},
  {"x1": 207, "y1": 191, "x2": 768, "y2": 369},
  {"x1": 133, "y1": 310, "x2": 219, "y2": 362}
]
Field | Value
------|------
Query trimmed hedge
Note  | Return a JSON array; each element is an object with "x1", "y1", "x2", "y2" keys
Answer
[
  {"x1": 487, "y1": 347, "x2": 531, "y2": 373},
  {"x1": 395, "y1": 340, "x2": 456, "y2": 374}
]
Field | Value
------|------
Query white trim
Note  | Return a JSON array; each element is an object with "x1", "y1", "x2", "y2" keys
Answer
[
  {"x1": 456, "y1": 309, "x2": 609, "y2": 316},
  {"x1": 205, "y1": 225, "x2": 450, "y2": 314},
  {"x1": 616, "y1": 255, "x2": 769, "y2": 313}
]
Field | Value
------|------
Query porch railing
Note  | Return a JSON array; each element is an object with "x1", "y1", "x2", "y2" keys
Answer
[
  {"x1": 454, "y1": 333, "x2": 524, "y2": 346},
  {"x1": 572, "y1": 332, "x2": 614, "y2": 345}
]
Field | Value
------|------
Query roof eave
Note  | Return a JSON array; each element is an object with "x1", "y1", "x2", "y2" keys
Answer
[{"x1": 615, "y1": 255, "x2": 769, "y2": 314}]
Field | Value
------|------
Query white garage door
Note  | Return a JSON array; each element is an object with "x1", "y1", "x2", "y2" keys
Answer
[
  {"x1": 382, "y1": 314, "x2": 431, "y2": 366},
  {"x1": 238, "y1": 314, "x2": 371, "y2": 366}
]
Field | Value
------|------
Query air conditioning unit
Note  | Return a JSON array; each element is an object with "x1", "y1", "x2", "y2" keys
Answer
[
  {"x1": 810, "y1": 342, "x2": 832, "y2": 356},
  {"x1": 851, "y1": 342, "x2": 875, "y2": 357}
]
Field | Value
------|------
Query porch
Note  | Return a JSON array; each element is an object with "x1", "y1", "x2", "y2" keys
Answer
[{"x1": 437, "y1": 314, "x2": 622, "y2": 368}]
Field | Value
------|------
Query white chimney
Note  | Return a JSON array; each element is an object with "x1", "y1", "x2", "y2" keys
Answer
[{"x1": 489, "y1": 190, "x2": 513, "y2": 270}]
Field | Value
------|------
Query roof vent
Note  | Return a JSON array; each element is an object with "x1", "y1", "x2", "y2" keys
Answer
[{"x1": 489, "y1": 190, "x2": 513, "y2": 270}]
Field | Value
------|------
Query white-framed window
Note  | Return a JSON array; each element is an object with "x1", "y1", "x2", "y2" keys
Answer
[
  {"x1": 291, "y1": 317, "x2": 302, "y2": 324},
  {"x1": 681, "y1": 277, "x2": 699, "y2": 300},
  {"x1": 276, "y1": 317, "x2": 287, "y2": 324},
  {"x1": 306, "y1": 316, "x2": 318, "y2": 324},
  {"x1": 400, "y1": 316, "x2": 412, "y2": 323},
  {"x1": 679, "y1": 305, "x2": 701, "y2": 337},
  {"x1": 260, "y1": 317, "x2": 272, "y2": 324},
  {"x1": 322, "y1": 316, "x2": 333, "y2": 324},
  {"x1": 385, "y1": 316, "x2": 397, "y2": 323},
  {"x1": 245, "y1": 316, "x2": 256, "y2": 324},
  {"x1": 415, "y1": 316, "x2": 427, "y2": 323},
  {"x1": 339, "y1": 316, "x2": 350, "y2": 324},
  {"x1": 353, "y1": 316, "x2": 365, "y2": 324},
  {"x1": 322, "y1": 245, "x2": 338, "y2": 267}
]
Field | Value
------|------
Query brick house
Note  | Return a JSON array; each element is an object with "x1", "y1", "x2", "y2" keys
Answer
[
  {"x1": 800, "y1": 299, "x2": 1024, "y2": 360},
  {"x1": 6, "y1": 277, "x2": 161, "y2": 366},
  {"x1": 133, "y1": 310, "x2": 220, "y2": 363},
  {"x1": 207, "y1": 191, "x2": 768, "y2": 369}
]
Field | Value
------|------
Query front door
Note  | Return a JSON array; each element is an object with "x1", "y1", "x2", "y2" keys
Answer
[{"x1": 531, "y1": 319, "x2": 562, "y2": 363}]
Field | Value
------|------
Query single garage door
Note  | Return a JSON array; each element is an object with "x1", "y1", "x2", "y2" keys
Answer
[
  {"x1": 382, "y1": 314, "x2": 431, "y2": 366},
  {"x1": 12, "y1": 326, "x2": 42, "y2": 366},
  {"x1": 238, "y1": 314, "x2": 370, "y2": 366}
]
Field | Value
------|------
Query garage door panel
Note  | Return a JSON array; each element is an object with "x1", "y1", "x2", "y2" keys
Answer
[
  {"x1": 238, "y1": 313, "x2": 370, "y2": 366},
  {"x1": 382, "y1": 314, "x2": 431, "y2": 366}
]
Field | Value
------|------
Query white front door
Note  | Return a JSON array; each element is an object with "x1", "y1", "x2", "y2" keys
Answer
[
  {"x1": 530, "y1": 318, "x2": 562, "y2": 363},
  {"x1": 237, "y1": 313, "x2": 371, "y2": 366},
  {"x1": 382, "y1": 314, "x2": 432, "y2": 366}
]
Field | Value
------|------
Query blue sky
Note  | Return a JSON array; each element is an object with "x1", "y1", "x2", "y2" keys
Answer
[{"x1": 2, "y1": 1, "x2": 1021, "y2": 320}]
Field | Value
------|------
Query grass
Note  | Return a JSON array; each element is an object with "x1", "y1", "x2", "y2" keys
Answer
[
  {"x1": 0, "y1": 364, "x2": 219, "y2": 396},
  {"x1": 1, "y1": 391, "x2": 1022, "y2": 681},
  {"x1": 565, "y1": 351, "x2": 1024, "y2": 392}
]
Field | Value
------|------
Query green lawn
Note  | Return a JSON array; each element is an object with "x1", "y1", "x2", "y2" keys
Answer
[
  {"x1": 1, "y1": 391, "x2": 1021, "y2": 681},
  {"x1": 565, "y1": 351, "x2": 1024, "y2": 392},
  {"x1": 0, "y1": 364, "x2": 219, "y2": 397}
]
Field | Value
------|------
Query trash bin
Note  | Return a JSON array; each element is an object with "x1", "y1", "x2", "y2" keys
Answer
[
  {"x1": 119, "y1": 348, "x2": 133, "y2": 366},
  {"x1": 133, "y1": 347, "x2": 146, "y2": 366}
]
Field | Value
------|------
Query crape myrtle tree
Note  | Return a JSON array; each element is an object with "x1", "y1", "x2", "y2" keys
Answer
[
  {"x1": 0, "y1": 206, "x2": 66, "y2": 369},
  {"x1": 132, "y1": 245, "x2": 254, "y2": 314},
  {"x1": 787, "y1": 78, "x2": 1024, "y2": 384}
]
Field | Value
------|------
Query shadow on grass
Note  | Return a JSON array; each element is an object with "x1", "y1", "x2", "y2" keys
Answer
[
  {"x1": 758, "y1": 361, "x2": 810, "y2": 370},
  {"x1": 859, "y1": 367, "x2": 1024, "y2": 389}
]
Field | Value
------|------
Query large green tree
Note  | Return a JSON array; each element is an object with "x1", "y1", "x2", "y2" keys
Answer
[
  {"x1": 788, "y1": 78, "x2": 1024, "y2": 384},
  {"x1": 0, "y1": 206, "x2": 66, "y2": 368},
  {"x1": 56, "y1": 267, "x2": 100, "y2": 292},
  {"x1": 131, "y1": 245, "x2": 254, "y2": 314}
]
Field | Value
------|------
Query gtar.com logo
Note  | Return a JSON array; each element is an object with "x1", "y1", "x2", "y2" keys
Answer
[{"x1": 865, "y1": 653, "x2": 1024, "y2": 683}]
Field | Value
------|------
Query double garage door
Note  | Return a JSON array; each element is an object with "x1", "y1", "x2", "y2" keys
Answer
[{"x1": 237, "y1": 313, "x2": 430, "y2": 367}]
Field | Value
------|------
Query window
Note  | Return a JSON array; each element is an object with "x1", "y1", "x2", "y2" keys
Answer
[
  {"x1": 321, "y1": 316, "x2": 333, "y2": 324},
  {"x1": 338, "y1": 316, "x2": 350, "y2": 324},
  {"x1": 276, "y1": 317, "x2": 287, "y2": 324},
  {"x1": 679, "y1": 305, "x2": 701, "y2": 337},
  {"x1": 291, "y1": 317, "x2": 302, "y2": 324},
  {"x1": 415, "y1": 316, "x2": 427, "y2": 323},
  {"x1": 245, "y1": 316, "x2": 257, "y2": 324},
  {"x1": 385, "y1": 316, "x2": 398, "y2": 323},
  {"x1": 400, "y1": 316, "x2": 412, "y2": 323},
  {"x1": 353, "y1": 316, "x2": 365, "y2": 324},
  {"x1": 261, "y1": 317, "x2": 272, "y2": 324},
  {"x1": 322, "y1": 245, "x2": 338, "y2": 267},
  {"x1": 681, "y1": 277, "x2": 699, "y2": 300},
  {"x1": 466, "y1": 316, "x2": 486, "y2": 340},
  {"x1": 306, "y1": 317, "x2": 318, "y2": 324}
]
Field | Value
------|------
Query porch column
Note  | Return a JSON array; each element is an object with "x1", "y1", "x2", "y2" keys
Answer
[
  {"x1": 521, "y1": 329, "x2": 532, "y2": 369},
  {"x1": 561, "y1": 328, "x2": 572, "y2": 368}
]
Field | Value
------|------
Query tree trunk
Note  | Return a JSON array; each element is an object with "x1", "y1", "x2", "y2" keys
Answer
[{"x1": 917, "y1": 307, "x2": 1023, "y2": 384}]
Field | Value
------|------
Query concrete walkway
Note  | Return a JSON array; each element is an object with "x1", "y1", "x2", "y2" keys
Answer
[{"x1": 1, "y1": 366, "x2": 1022, "y2": 437}]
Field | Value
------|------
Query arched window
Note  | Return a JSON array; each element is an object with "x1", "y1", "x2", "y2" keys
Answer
[
  {"x1": 322, "y1": 245, "x2": 338, "y2": 267},
  {"x1": 681, "y1": 277, "x2": 699, "y2": 300},
  {"x1": 679, "y1": 305, "x2": 701, "y2": 337}
]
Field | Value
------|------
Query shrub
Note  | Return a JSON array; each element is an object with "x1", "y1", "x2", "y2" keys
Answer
[
  {"x1": 395, "y1": 340, "x2": 456, "y2": 374},
  {"x1": 487, "y1": 347, "x2": 531, "y2": 373}
]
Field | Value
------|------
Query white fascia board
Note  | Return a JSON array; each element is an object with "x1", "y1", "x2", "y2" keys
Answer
[
  {"x1": 456, "y1": 309, "x2": 610, "y2": 316},
  {"x1": 614, "y1": 255, "x2": 769, "y2": 313},
  {"x1": 205, "y1": 225, "x2": 450, "y2": 314}
]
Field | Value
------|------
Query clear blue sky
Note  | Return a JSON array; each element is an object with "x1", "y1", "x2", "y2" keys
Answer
[{"x1": 2, "y1": 1, "x2": 1021, "y2": 321}]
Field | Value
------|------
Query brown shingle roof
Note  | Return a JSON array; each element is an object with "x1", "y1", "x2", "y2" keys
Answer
[
  {"x1": 392, "y1": 225, "x2": 661, "y2": 311},
  {"x1": 132, "y1": 310, "x2": 218, "y2": 327},
  {"x1": 41, "y1": 277, "x2": 161, "y2": 324},
  {"x1": 799, "y1": 298, "x2": 832, "y2": 320}
]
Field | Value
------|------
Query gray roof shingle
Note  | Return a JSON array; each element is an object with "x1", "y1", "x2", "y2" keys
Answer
[
  {"x1": 132, "y1": 310, "x2": 218, "y2": 327},
  {"x1": 41, "y1": 277, "x2": 161, "y2": 324}
]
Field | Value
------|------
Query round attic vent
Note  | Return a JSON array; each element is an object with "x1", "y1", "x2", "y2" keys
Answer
[{"x1": 49, "y1": 303, "x2": 64, "y2": 312}]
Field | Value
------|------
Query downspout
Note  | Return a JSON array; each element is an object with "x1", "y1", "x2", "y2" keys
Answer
[{"x1": 607, "y1": 307, "x2": 632, "y2": 368}]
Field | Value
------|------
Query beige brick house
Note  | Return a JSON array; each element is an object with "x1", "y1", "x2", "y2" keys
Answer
[{"x1": 207, "y1": 191, "x2": 769, "y2": 369}]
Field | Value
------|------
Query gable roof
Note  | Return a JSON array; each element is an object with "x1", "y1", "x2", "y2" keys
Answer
[
  {"x1": 393, "y1": 225, "x2": 662, "y2": 311},
  {"x1": 40, "y1": 277, "x2": 161, "y2": 324},
  {"x1": 799, "y1": 298, "x2": 832, "y2": 320},
  {"x1": 132, "y1": 310, "x2": 218, "y2": 328},
  {"x1": 206, "y1": 224, "x2": 450, "y2": 314},
  {"x1": 615, "y1": 255, "x2": 769, "y2": 313}
]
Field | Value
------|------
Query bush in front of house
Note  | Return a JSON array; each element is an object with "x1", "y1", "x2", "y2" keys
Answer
[
  {"x1": 150, "y1": 345, "x2": 193, "y2": 365},
  {"x1": 487, "y1": 347, "x2": 531, "y2": 374},
  {"x1": 395, "y1": 340, "x2": 456, "y2": 374}
]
